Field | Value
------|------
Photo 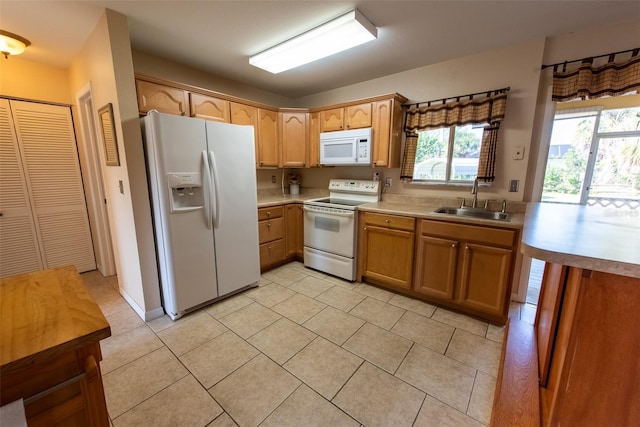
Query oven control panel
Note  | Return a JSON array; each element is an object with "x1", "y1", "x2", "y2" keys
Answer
[{"x1": 328, "y1": 179, "x2": 380, "y2": 194}]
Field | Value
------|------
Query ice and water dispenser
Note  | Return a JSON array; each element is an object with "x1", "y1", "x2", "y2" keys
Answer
[{"x1": 167, "y1": 173, "x2": 204, "y2": 212}]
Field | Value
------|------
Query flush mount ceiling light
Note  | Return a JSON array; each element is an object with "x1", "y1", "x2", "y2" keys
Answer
[
  {"x1": 250, "y1": 9, "x2": 377, "y2": 74},
  {"x1": 0, "y1": 30, "x2": 31, "y2": 59}
]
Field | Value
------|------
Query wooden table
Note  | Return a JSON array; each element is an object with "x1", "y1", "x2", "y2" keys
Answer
[{"x1": 1, "y1": 266, "x2": 111, "y2": 426}]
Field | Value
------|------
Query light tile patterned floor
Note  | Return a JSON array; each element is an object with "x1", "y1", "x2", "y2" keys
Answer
[{"x1": 83, "y1": 261, "x2": 517, "y2": 427}]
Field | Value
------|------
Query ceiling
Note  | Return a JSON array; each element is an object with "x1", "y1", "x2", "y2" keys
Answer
[{"x1": 1, "y1": 1, "x2": 639, "y2": 99}]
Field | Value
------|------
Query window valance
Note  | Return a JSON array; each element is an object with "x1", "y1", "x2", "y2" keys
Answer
[
  {"x1": 401, "y1": 88, "x2": 509, "y2": 182},
  {"x1": 550, "y1": 48, "x2": 640, "y2": 102}
]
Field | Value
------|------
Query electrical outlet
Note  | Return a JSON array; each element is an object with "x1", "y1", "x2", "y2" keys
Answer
[
  {"x1": 509, "y1": 179, "x2": 519, "y2": 192},
  {"x1": 271, "y1": 175, "x2": 276, "y2": 183},
  {"x1": 385, "y1": 178, "x2": 392, "y2": 187}
]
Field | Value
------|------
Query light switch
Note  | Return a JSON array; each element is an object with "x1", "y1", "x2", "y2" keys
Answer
[
  {"x1": 118, "y1": 180, "x2": 124, "y2": 194},
  {"x1": 513, "y1": 146, "x2": 525, "y2": 160}
]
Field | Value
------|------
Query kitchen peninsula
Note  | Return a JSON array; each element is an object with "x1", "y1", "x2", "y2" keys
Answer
[{"x1": 492, "y1": 203, "x2": 640, "y2": 426}]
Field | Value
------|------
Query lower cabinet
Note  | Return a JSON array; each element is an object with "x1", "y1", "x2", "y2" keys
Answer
[
  {"x1": 413, "y1": 219, "x2": 516, "y2": 323},
  {"x1": 285, "y1": 203, "x2": 304, "y2": 258},
  {"x1": 258, "y1": 206, "x2": 285, "y2": 270},
  {"x1": 358, "y1": 212, "x2": 415, "y2": 291},
  {"x1": 258, "y1": 203, "x2": 303, "y2": 272}
]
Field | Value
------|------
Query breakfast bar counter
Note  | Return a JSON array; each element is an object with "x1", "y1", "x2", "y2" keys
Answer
[{"x1": 492, "y1": 203, "x2": 640, "y2": 427}]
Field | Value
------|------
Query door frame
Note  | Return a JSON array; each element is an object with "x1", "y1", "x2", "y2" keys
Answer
[{"x1": 76, "y1": 84, "x2": 116, "y2": 276}]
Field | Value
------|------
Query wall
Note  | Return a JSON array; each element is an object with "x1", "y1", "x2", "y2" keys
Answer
[
  {"x1": 297, "y1": 39, "x2": 546, "y2": 202},
  {"x1": 0, "y1": 57, "x2": 71, "y2": 104},
  {"x1": 132, "y1": 50, "x2": 292, "y2": 107},
  {"x1": 69, "y1": 9, "x2": 162, "y2": 320}
]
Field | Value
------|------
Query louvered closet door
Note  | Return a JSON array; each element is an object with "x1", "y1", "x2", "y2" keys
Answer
[
  {"x1": 10, "y1": 100, "x2": 96, "y2": 273},
  {"x1": 0, "y1": 99, "x2": 44, "y2": 277}
]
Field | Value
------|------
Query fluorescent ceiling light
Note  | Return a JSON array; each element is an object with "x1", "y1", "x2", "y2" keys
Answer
[{"x1": 250, "y1": 9, "x2": 377, "y2": 74}]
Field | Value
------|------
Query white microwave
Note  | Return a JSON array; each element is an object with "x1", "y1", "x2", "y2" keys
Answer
[{"x1": 320, "y1": 128, "x2": 372, "y2": 166}]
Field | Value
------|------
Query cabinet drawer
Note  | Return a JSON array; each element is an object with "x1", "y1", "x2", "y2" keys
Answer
[
  {"x1": 258, "y1": 206, "x2": 283, "y2": 221},
  {"x1": 260, "y1": 239, "x2": 285, "y2": 267},
  {"x1": 420, "y1": 219, "x2": 516, "y2": 248},
  {"x1": 363, "y1": 212, "x2": 415, "y2": 231},
  {"x1": 259, "y1": 217, "x2": 284, "y2": 244}
]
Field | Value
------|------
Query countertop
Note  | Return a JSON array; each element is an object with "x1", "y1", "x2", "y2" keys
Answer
[
  {"x1": 0, "y1": 266, "x2": 111, "y2": 373},
  {"x1": 521, "y1": 203, "x2": 640, "y2": 278},
  {"x1": 258, "y1": 192, "x2": 525, "y2": 229}
]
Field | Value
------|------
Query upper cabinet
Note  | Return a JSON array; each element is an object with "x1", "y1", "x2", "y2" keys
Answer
[
  {"x1": 135, "y1": 75, "x2": 407, "y2": 170},
  {"x1": 189, "y1": 93, "x2": 230, "y2": 122},
  {"x1": 136, "y1": 80, "x2": 189, "y2": 116},
  {"x1": 371, "y1": 97, "x2": 405, "y2": 168},
  {"x1": 307, "y1": 112, "x2": 321, "y2": 168},
  {"x1": 279, "y1": 110, "x2": 307, "y2": 168},
  {"x1": 320, "y1": 103, "x2": 372, "y2": 132},
  {"x1": 257, "y1": 109, "x2": 279, "y2": 168}
]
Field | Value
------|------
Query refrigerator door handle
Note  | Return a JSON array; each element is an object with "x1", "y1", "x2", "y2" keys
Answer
[
  {"x1": 201, "y1": 151, "x2": 213, "y2": 229},
  {"x1": 208, "y1": 151, "x2": 221, "y2": 229}
]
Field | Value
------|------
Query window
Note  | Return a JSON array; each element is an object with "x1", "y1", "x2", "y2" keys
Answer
[
  {"x1": 412, "y1": 124, "x2": 486, "y2": 183},
  {"x1": 542, "y1": 106, "x2": 640, "y2": 206}
]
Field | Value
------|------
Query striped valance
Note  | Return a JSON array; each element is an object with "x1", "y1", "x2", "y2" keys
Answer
[
  {"x1": 404, "y1": 91, "x2": 508, "y2": 132},
  {"x1": 552, "y1": 49, "x2": 640, "y2": 102}
]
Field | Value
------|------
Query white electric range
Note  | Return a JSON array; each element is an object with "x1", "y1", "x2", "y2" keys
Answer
[{"x1": 303, "y1": 179, "x2": 381, "y2": 281}]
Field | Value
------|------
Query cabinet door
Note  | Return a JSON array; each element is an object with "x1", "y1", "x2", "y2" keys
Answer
[
  {"x1": 361, "y1": 225, "x2": 414, "y2": 290},
  {"x1": 285, "y1": 204, "x2": 304, "y2": 257},
  {"x1": 280, "y1": 112, "x2": 307, "y2": 168},
  {"x1": 345, "y1": 103, "x2": 372, "y2": 129},
  {"x1": 136, "y1": 80, "x2": 189, "y2": 116},
  {"x1": 0, "y1": 99, "x2": 43, "y2": 277},
  {"x1": 230, "y1": 102, "x2": 258, "y2": 145},
  {"x1": 371, "y1": 99, "x2": 392, "y2": 167},
  {"x1": 458, "y1": 242, "x2": 512, "y2": 317},
  {"x1": 320, "y1": 108, "x2": 344, "y2": 132},
  {"x1": 257, "y1": 109, "x2": 279, "y2": 168},
  {"x1": 259, "y1": 239, "x2": 285, "y2": 270},
  {"x1": 11, "y1": 100, "x2": 96, "y2": 274},
  {"x1": 308, "y1": 112, "x2": 321, "y2": 167},
  {"x1": 413, "y1": 235, "x2": 458, "y2": 300},
  {"x1": 189, "y1": 93, "x2": 229, "y2": 122}
]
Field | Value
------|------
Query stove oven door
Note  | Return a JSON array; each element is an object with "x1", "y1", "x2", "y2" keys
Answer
[{"x1": 303, "y1": 205, "x2": 356, "y2": 258}]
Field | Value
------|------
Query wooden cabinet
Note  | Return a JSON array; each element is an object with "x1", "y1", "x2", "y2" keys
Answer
[
  {"x1": 258, "y1": 204, "x2": 304, "y2": 271},
  {"x1": 279, "y1": 111, "x2": 307, "y2": 168},
  {"x1": 257, "y1": 109, "x2": 279, "y2": 168},
  {"x1": 1, "y1": 267, "x2": 111, "y2": 427},
  {"x1": 189, "y1": 93, "x2": 230, "y2": 122},
  {"x1": 358, "y1": 212, "x2": 415, "y2": 291},
  {"x1": 258, "y1": 206, "x2": 285, "y2": 270},
  {"x1": 285, "y1": 204, "x2": 304, "y2": 258},
  {"x1": 371, "y1": 97, "x2": 405, "y2": 168},
  {"x1": 531, "y1": 266, "x2": 640, "y2": 426},
  {"x1": 136, "y1": 80, "x2": 189, "y2": 116},
  {"x1": 413, "y1": 220, "x2": 516, "y2": 323},
  {"x1": 320, "y1": 103, "x2": 372, "y2": 132},
  {"x1": 307, "y1": 112, "x2": 321, "y2": 167}
]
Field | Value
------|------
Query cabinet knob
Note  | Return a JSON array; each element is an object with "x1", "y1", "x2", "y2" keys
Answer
[
  {"x1": 260, "y1": 161, "x2": 264, "y2": 166},
  {"x1": 385, "y1": 219, "x2": 390, "y2": 223},
  {"x1": 267, "y1": 223, "x2": 272, "y2": 228},
  {"x1": 268, "y1": 246, "x2": 272, "y2": 252},
  {"x1": 267, "y1": 212, "x2": 271, "y2": 217},
  {"x1": 465, "y1": 245, "x2": 469, "y2": 251},
  {"x1": 363, "y1": 227, "x2": 368, "y2": 230},
  {"x1": 451, "y1": 243, "x2": 456, "y2": 248}
]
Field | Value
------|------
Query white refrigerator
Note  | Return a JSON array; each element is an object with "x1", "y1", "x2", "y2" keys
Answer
[{"x1": 142, "y1": 111, "x2": 260, "y2": 320}]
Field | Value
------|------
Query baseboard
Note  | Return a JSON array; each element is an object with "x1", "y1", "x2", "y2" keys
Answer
[{"x1": 119, "y1": 287, "x2": 165, "y2": 322}]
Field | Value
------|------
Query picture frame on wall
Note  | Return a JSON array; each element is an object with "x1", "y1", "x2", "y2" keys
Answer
[{"x1": 98, "y1": 103, "x2": 120, "y2": 166}]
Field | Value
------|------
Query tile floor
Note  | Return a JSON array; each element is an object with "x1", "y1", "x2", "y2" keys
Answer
[{"x1": 83, "y1": 262, "x2": 532, "y2": 427}]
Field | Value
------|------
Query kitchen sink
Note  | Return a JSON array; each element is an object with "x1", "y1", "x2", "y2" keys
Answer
[{"x1": 434, "y1": 207, "x2": 512, "y2": 221}]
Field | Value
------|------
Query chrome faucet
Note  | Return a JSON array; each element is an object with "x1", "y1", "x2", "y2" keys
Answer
[{"x1": 471, "y1": 178, "x2": 479, "y2": 208}]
